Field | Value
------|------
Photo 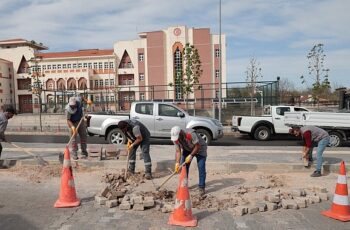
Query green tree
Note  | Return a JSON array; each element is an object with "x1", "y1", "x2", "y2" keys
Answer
[
  {"x1": 300, "y1": 44, "x2": 330, "y2": 107},
  {"x1": 245, "y1": 57, "x2": 263, "y2": 115},
  {"x1": 171, "y1": 43, "x2": 203, "y2": 110}
]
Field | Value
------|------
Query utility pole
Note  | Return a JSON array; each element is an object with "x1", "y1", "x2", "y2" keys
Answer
[{"x1": 218, "y1": 0, "x2": 222, "y2": 123}]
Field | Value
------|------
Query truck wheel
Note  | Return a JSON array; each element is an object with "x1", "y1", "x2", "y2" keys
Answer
[
  {"x1": 254, "y1": 126, "x2": 271, "y2": 141},
  {"x1": 107, "y1": 128, "x2": 126, "y2": 145},
  {"x1": 328, "y1": 131, "x2": 343, "y2": 147},
  {"x1": 196, "y1": 129, "x2": 212, "y2": 145}
]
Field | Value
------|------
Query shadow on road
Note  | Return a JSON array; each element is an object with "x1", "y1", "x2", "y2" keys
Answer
[
  {"x1": 205, "y1": 178, "x2": 245, "y2": 193},
  {"x1": 0, "y1": 214, "x2": 38, "y2": 230}
]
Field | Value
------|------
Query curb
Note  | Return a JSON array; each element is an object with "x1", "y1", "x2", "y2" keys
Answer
[{"x1": 2, "y1": 159, "x2": 347, "y2": 174}]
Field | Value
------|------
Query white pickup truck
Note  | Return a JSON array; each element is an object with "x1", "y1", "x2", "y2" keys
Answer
[
  {"x1": 284, "y1": 111, "x2": 350, "y2": 147},
  {"x1": 231, "y1": 105, "x2": 309, "y2": 141},
  {"x1": 87, "y1": 101, "x2": 224, "y2": 145}
]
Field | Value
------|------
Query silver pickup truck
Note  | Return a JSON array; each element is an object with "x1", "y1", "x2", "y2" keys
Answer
[{"x1": 87, "y1": 101, "x2": 224, "y2": 145}]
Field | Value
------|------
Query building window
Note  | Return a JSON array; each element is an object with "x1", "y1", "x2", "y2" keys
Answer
[
  {"x1": 215, "y1": 69, "x2": 220, "y2": 78},
  {"x1": 215, "y1": 90, "x2": 219, "y2": 98},
  {"x1": 95, "y1": 96, "x2": 99, "y2": 102},
  {"x1": 106, "y1": 96, "x2": 109, "y2": 102},
  {"x1": 105, "y1": 79, "x2": 109, "y2": 86},
  {"x1": 124, "y1": 96, "x2": 128, "y2": 101},
  {"x1": 57, "y1": 64, "x2": 61, "y2": 69},
  {"x1": 88, "y1": 63, "x2": 92, "y2": 69},
  {"x1": 47, "y1": 65, "x2": 51, "y2": 70},
  {"x1": 67, "y1": 64, "x2": 71, "y2": 68},
  {"x1": 138, "y1": 53, "x2": 144, "y2": 62},
  {"x1": 42, "y1": 65, "x2": 46, "y2": 70},
  {"x1": 48, "y1": 83, "x2": 54, "y2": 89},
  {"x1": 62, "y1": 64, "x2": 67, "y2": 69},
  {"x1": 110, "y1": 79, "x2": 114, "y2": 86},
  {"x1": 127, "y1": 62, "x2": 132, "y2": 68},
  {"x1": 215, "y1": 49, "x2": 220, "y2": 58},
  {"x1": 104, "y1": 62, "x2": 109, "y2": 69},
  {"x1": 52, "y1": 65, "x2": 57, "y2": 69},
  {"x1": 73, "y1": 63, "x2": 77, "y2": 68},
  {"x1": 109, "y1": 62, "x2": 114, "y2": 69},
  {"x1": 95, "y1": 80, "x2": 98, "y2": 87},
  {"x1": 99, "y1": 79, "x2": 103, "y2": 86},
  {"x1": 174, "y1": 47, "x2": 183, "y2": 99},
  {"x1": 110, "y1": 95, "x2": 115, "y2": 102},
  {"x1": 139, "y1": 73, "x2": 144, "y2": 81},
  {"x1": 140, "y1": 93, "x2": 145, "y2": 100},
  {"x1": 78, "y1": 63, "x2": 82, "y2": 68},
  {"x1": 83, "y1": 63, "x2": 87, "y2": 68},
  {"x1": 128, "y1": 79, "x2": 133, "y2": 85},
  {"x1": 90, "y1": 80, "x2": 93, "y2": 89},
  {"x1": 98, "y1": 62, "x2": 103, "y2": 69},
  {"x1": 129, "y1": 95, "x2": 134, "y2": 101},
  {"x1": 93, "y1": 62, "x2": 98, "y2": 69}
]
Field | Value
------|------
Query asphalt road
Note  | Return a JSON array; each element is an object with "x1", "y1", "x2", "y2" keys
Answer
[{"x1": 7, "y1": 134, "x2": 305, "y2": 146}]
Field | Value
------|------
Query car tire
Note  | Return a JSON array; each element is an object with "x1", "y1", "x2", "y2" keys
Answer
[
  {"x1": 196, "y1": 129, "x2": 212, "y2": 145},
  {"x1": 107, "y1": 128, "x2": 126, "y2": 145},
  {"x1": 254, "y1": 126, "x2": 271, "y2": 141},
  {"x1": 328, "y1": 131, "x2": 343, "y2": 147}
]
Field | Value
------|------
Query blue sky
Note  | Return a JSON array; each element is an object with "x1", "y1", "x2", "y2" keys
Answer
[{"x1": 1, "y1": 0, "x2": 349, "y2": 89}]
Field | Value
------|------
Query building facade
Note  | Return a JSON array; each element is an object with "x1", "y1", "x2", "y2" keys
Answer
[
  {"x1": 0, "y1": 58, "x2": 15, "y2": 110},
  {"x1": 0, "y1": 26, "x2": 226, "y2": 113}
]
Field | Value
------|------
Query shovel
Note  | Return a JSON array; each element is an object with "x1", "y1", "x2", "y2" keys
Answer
[
  {"x1": 156, "y1": 162, "x2": 186, "y2": 191},
  {"x1": 8, "y1": 142, "x2": 49, "y2": 166}
]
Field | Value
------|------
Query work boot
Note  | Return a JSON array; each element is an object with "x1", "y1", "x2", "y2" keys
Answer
[
  {"x1": 199, "y1": 187, "x2": 205, "y2": 197},
  {"x1": 145, "y1": 172, "x2": 152, "y2": 180},
  {"x1": 310, "y1": 170, "x2": 322, "y2": 177},
  {"x1": 80, "y1": 155, "x2": 88, "y2": 160}
]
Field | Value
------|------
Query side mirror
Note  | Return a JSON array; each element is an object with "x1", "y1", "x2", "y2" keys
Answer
[{"x1": 177, "y1": 112, "x2": 185, "y2": 118}]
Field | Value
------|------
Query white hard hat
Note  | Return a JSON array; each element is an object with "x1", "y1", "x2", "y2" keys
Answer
[{"x1": 171, "y1": 126, "x2": 181, "y2": 141}]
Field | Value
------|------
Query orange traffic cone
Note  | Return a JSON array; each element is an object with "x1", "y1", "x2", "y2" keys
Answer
[
  {"x1": 168, "y1": 165, "x2": 197, "y2": 227},
  {"x1": 54, "y1": 147, "x2": 80, "y2": 208},
  {"x1": 322, "y1": 161, "x2": 350, "y2": 221}
]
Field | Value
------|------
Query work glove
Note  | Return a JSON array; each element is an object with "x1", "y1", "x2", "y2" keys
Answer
[
  {"x1": 127, "y1": 140, "x2": 133, "y2": 151},
  {"x1": 185, "y1": 155, "x2": 193, "y2": 164},
  {"x1": 174, "y1": 163, "x2": 180, "y2": 173},
  {"x1": 71, "y1": 126, "x2": 77, "y2": 135},
  {"x1": 86, "y1": 99, "x2": 93, "y2": 107}
]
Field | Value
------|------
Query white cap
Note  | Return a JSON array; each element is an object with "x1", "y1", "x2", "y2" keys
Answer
[
  {"x1": 69, "y1": 97, "x2": 77, "y2": 106},
  {"x1": 171, "y1": 126, "x2": 181, "y2": 141}
]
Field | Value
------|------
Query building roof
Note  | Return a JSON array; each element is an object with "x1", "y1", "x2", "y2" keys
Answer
[
  {"x1": 0, "y1": 38, "x2": 48, "y2": 50},
  {"x1": 0, "y1": 58, "x2": 13, "y2": 64},
  {"x1": 37, "y1": 49, "x2": 114, "y2": 59}
]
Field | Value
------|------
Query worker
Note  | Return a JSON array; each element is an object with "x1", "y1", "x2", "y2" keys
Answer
[
  {"x1": 171, "y1": 126, "x2": 207, "y2": 196},
  {"x1": 0, "y1": 107, "x2": 16, "y2": 159},
  {"x1": 65, "y1": 95, "x2": 92, "y2": 160},
  {"x1": 117, "y1": 119, "x2": 152, "y2": 180},
  {"x1": 289, "y1": 126, "x2": 330, "y2": 177}
]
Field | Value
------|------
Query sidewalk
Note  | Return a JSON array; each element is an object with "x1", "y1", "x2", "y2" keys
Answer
[{"x1": 1, "y1": 143, "x2": 349, "y2": 173}]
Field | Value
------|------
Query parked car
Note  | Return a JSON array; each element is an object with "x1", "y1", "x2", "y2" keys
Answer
[
  {"x1": 87, "y1": 101, "x2": 224, "y2": 145},
  {"x1": 231, "y1": 105, "x2": 309, "y2": 141}
]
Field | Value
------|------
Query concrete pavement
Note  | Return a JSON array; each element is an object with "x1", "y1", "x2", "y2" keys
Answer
[{"x1": 1, "y1": 143, "x2": 350, "y2": 173}]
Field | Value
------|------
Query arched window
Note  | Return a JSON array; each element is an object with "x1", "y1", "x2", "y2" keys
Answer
[{"x1": 174, "y1": 47, "x2": 183, "y2": 99}]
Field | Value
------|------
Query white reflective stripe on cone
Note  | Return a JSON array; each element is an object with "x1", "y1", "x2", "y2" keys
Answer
[
  {"x1": 333, "y1": 194, "x2": 350, "y2": 206},
  {"x1": 63, "y1": 160, "x2": 71, "y2": 168},
  {"x1": 337, "y1": 175, "x2": 347, "y2": 184},
  {"x1": 68, "y1": 179, "x2": 75, "y2": 187}
]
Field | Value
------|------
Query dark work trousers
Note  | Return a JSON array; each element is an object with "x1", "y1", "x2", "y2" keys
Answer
[
  {"x1": 128, "y1": 138, "x2": 152, "y2": 174},
  {"x1": 70, "y1": 120, "x2": 88, "y2": 156},
  {"x1": 180, "y1": 150, "x2": 207, "y2": 189},
  {"x1": 0, "y1": 142, "x2": 2, "y2": 158}
]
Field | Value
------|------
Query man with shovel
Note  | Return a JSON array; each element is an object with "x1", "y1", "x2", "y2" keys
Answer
[
  {"x1": 0, "y1": 107, "x2": 16, "y2": 158},
  {"x1": 171, "y1": 126, "x2": 207, "y2": 196},
  {"x1": 117, "y1": 120, "x2": 152, "y2": 180},
  {"x1": 66, "y1": 95, "x2": 91, "y2": 160}
]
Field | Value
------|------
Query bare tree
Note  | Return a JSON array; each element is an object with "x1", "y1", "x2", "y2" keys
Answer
[
  {"x1": 245, "y1": 57, "x2": 263, "y2": 115},
  {"x1": 278, "y1": 78, "x2": 296, "y2": 104},
  {"x1": 300, "y1": 44, "x2": 330, "y2": 108}
]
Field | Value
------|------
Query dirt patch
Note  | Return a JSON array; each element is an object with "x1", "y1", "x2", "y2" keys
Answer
[{"x1": 10, "y1": 164, "x2": 62, "y2": 183}]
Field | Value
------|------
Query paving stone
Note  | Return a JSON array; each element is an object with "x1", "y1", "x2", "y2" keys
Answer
[
  {"x1": 143, "y1": 196, "x2": 155, "y2": 208},
  {"x1": 161, "y1": 204, "x2": 173, "y2": 213},
  {"x1": 265, "y1": 192, "x2": 280, "y2": 203},
  {"x1": 248, "y1": 206, "x2": 259, "y2": 214},
  {"x1": 106, "y1": 199, "x2": 118, "y2": 208},
  {"x1": 230, "y1": 206, "x2": 248, "y2": 216},
  {"x1": 111, "y1": 190, "x2": 126, "y2": 198},
  {"x1": 95, "y1": 196, "x2": 108, "y2": 205},
  {"x1": 256, "y1": 202, "x2": 267, "y2": 212},
  {"x1": 308, "y1": 195, "x2": 321, "y2": 203},
  {"x1": 294, "y1": 197, "x2": 307, "y2": 208},
  {"x1": 133, "y1": 203, "x2": 145, "y2": 211},
  {"x1": 132, "y1": 196, "x2": 143, "y2": 204},
  {"x1": 99, "y1": 186, "x2": 110, "y2": 197},
  {"x1": 291, "y1": 189, "x2": 304, "y2": 197},
  {"x1": 108, "y1": 208, "x2": 118, "y2": 213},
  {"x1": 266, "y1": 202, "x2": 278, "y2": 211},
  {"x1": 281, "y1": 199, "x2": 298, "y2": 209},
  {"x1": 122, "y1": 195, "x2": 130, "y2": 203},
  {"x1": 318, "y1": 193, "x2": 329, "y2": 201},
  {"x1": 315, "y1": 187, "x2": 328, "y2": 193},
  {"x1": 119, "y1": 202, "x2": 131, "y2": 210}
]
